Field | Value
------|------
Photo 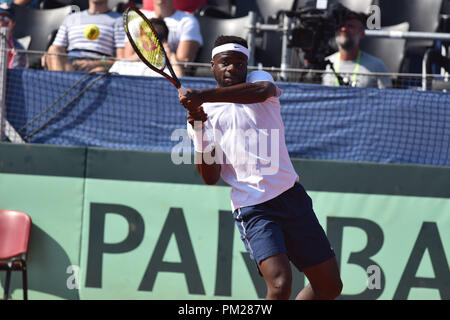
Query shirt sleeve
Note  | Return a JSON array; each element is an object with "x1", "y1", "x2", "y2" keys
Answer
[
  {"x1": 247, "y1": 70, "x2": 282, "y2": 98},
  {"x1": 52, "y1": 20, "x2": 69, "y2": 48},
  {"x1": 114, "y1": 17, "x2": 126, "y2": 48},
  {"x1": 179, "y1": 15, "x2": 203, "y2": 46},
  {"x1": 374, "y1": 60, "x2": 392, "y2": 89}
]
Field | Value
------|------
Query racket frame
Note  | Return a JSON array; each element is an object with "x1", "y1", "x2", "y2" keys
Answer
[{"x1": 123, "y1": 7, "x2": 182, "y2": 89}]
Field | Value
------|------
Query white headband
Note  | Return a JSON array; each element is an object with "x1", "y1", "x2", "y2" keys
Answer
[{"x1": 211, "y1": 43, "x2": 249, "y2": 60}]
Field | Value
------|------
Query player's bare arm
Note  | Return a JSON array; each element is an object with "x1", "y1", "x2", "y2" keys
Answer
[
  {"x1": 180, "y1": 98, "x2": 221, "y2": 186},
  {"x1": 179, "y1": 81, "x2": 276, "y2": 109},
  {"x1": 195, "y1": 147, "x2": 221, "y2": 185},
  {"x1": 190, "y1": 117, "x2": 221, "y2": 185},
  {"x1": 189, "y1": 111, "x2": 221, "y2": 185}
]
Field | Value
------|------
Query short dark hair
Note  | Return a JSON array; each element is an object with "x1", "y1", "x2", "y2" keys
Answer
[
  {"x1": 150, "y1": 18, "x2": 169, "y2": 43},
  {"x1": 214, "y1": 35, "x2": 248, "y2": 49}
]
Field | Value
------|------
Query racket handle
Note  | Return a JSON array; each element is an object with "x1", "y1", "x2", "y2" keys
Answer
[{"x1": 178, "y1": 86, "x2": 187, "y2": 96}]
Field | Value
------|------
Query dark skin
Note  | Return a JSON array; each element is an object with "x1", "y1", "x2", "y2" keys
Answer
[{"x1": 179, "y1": 50, "x2": 343, "y2": 300}]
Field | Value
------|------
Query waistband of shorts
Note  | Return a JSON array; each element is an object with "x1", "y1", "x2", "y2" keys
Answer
[{"x1": 233, "y1": 182, "x2": 301, "y2": 214}]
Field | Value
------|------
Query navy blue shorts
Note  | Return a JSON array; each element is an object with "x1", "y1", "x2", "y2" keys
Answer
[{"x1": 233, "y1": 182, "x2": 335, "y2": 272}]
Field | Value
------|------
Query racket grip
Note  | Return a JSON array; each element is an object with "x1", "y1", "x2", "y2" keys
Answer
[{"x1": 178, "y1": 86, "x2": 187, "y2": 96}]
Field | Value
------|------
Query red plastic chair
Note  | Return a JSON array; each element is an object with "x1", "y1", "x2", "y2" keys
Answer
[{"x1": 0, "y1": 210, "x2": 32, "y2": 300}]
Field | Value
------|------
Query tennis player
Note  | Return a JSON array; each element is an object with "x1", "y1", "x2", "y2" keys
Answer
[{"x1": 179, "y1": 35, "x2": 343, "y2": 300}]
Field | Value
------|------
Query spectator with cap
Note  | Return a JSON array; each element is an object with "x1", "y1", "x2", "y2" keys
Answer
[
  {"x1": 322, "y1": 10, "x2": 392, "y2": 88},
  {"x1": 124, "y1": 0, "x2": 203, "y2": 77},
  {"x1": 45, "y1": 0, "x2": 126, "y2": 72},
  {"x1": 12, "y1": 0, "x2": 44, "y2": 9},
  {"x1": 0, "y1": 4, "x2": 28, "y2": 69}
]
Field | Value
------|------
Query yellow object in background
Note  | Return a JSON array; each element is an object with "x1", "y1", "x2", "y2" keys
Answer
[{"x1": 84, "y1": 24, "x2": 100, "y2": 40}]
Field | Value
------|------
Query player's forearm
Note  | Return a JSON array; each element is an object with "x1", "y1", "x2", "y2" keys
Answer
[
  {"x1": 195, "y1": 150, "x2": 221, "y2": 185},
  {"x1": 199, "y1": 81, "x2": 276, "y2": 104}
]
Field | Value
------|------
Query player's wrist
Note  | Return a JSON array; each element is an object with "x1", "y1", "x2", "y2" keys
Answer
[
  {"x1": 191, "y1": 120, "x2": 204, "y2": 131},
  {"x1": 191, "y1": 122, "x2": 210, "y2": 153},
  {"x1": 188, "y1": 112, "x2": 206, "y2": 126},
  {"x1": 193, "y1": 129, "x2": 203, "y2": 152}
]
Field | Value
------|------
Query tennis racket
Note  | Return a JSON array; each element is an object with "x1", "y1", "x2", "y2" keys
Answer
[{"x1": 123, "y1": 7, "x2": 186, "y2": 95}]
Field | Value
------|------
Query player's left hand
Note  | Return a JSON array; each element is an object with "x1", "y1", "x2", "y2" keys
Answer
[
  {"x1": 179, "y1": 88, "x2": 208, "y2": 125},
  {"x1": 186, "y1": 106, "x2": 208, "y2": 127},
  {"x1": 179, "y1": 88, "x2": 203, "y2": 109}
]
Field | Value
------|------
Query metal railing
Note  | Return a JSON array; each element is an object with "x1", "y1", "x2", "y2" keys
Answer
[
  {"x1": 0, "y1": 27, "x2": 8, "y2": 142},
  {"x1": 2, "y1": 49, "x2": 449, "y2": 89},
  {"x1": 244, "y1": 11, "x2": 450, "y2": 80}
]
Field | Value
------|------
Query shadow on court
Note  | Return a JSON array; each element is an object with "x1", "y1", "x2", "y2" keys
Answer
[{"x1": 0, "y1": 224, "x2": 80, "y2": 300}]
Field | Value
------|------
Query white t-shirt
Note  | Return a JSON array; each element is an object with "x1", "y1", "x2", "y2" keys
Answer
[
  {"x1": 138, "y1": 10, "x2": 203, "y2": 53},
  {"x1": 322, "y1": 51, "x2": 392, "y2": 88},
  {"x1": 187, "y1": 71, "x2": 299, "y2": 212}
]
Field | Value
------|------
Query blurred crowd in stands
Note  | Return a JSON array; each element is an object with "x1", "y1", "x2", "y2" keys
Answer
[{"x1": 1, "y1": 0, "x2": 449, "y2": 89}]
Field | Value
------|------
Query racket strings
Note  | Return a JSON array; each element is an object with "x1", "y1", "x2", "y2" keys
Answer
[
  {"x1": 127, "y1": 12, "x2": 165, "y2": 70},
  {"x1": 139, "y1": 26, "x2": 164, "y2": 68},
  {"x1": 124, "y1": 8, "x2": 181, "y2": 88}
]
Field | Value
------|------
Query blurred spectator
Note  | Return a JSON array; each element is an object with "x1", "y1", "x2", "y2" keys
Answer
[
  {"x1": 13, "y1": 0, "x2": 44, "y2": 9},
  {"x1": 0, "y1": 5, "x2": 28, "y2": 68},
  {"x1": 322, "y1": 11, "x2": 392, "y2": 88},
  {"x1": 110, "y1": 17, "x2": 170, "y2": 76},
  {"x1": 45, "y1": 0, "x2": 125, "y2": 72},
  {"x1": 142, "y1": 0, "x2": 206, "y2": 13},
  {"x1": 124, "y1": 0, "x2": 203, "y2": 77}
]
